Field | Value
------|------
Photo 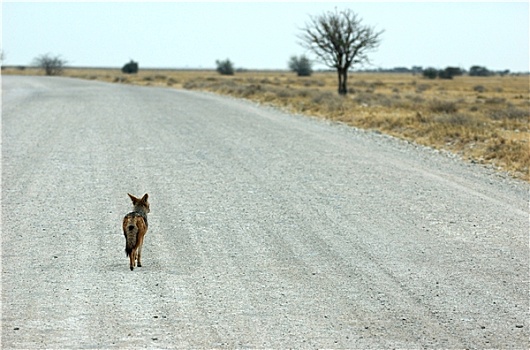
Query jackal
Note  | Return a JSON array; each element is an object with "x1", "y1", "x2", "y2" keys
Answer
[{"x1": 122, "y1": 193, "x2": 150, "y2": 271}]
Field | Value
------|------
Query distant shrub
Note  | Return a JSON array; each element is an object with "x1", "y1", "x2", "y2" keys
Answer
[
  {"x1": 421, "y1": 67, "x2": 463, "y2": 80},
  {"x1": 447, "y1": 67, "x2": 463, "y2": 78},
  {"x1": 438, "y1": 67, "x2": 463, "y2": 80},
  {"x1": 288, "y1": 55, "x2": 313, "y2": 77},
  {"x1": 423, "y1": 68, "x2": 438, "y2": 80},
  {"x1": 33, "y1": 53, "x2": 67, "y2": 76},
  {"x1": 122, "y1": 60, "x2": 139, "y2": 74},
  {"x1": 216, "y1": 59, "x2": 234, "y2": 75},
  {"x1": 469, "y1": 65, "x2": 493, "y2": 77}
]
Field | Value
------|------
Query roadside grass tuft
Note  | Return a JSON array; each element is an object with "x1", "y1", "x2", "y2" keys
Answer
[{"x1": 429, "y1": 100, "x2": 459, "y2": 114}]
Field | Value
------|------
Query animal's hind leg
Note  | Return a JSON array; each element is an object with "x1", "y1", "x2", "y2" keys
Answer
[
  {"x1": 129, "y1": 250, "x2": 136, "y2": 271},
  {"x1": 137, "y1": 244, "x2": 143, "y2": 267}
]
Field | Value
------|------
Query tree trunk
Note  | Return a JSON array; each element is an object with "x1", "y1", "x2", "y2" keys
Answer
[
  {"x1": 341, "y1": 69, "x2": 348, "y2": 95},
  {"x1": 337, "y1": 68, "x2": 348, "y2": 95}
]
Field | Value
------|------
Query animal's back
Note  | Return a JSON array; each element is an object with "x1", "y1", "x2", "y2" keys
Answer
[{"x1": 123, "y1": 212, "x2": 147, "y2": 256}]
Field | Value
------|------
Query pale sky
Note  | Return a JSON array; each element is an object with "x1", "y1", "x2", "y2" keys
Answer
[{"x1": 2, "y1": 1, "x2": 529, "y2": 72}]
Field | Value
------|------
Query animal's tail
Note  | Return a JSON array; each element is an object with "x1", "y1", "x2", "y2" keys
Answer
[{"x1": 124, "y1": 219, "x2": 138, "y2": 257}]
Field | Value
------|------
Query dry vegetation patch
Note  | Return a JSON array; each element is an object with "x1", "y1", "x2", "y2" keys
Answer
[{"x1": 4, "y1": 67, "x2": 528, "y2": 180}]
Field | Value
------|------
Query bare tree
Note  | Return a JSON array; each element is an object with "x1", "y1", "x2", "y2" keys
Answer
[
  {"x1": 299, "y1": 9, "x2": 383, "y2": 95},
  {"x1": 33, "y1": 53, "x2": 68, "y2": 76}
]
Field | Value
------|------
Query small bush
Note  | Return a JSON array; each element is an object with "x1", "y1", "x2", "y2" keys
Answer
[
  {"x1": 439, "y1": 67, "x2": 463, "y2": 80},
  {"x1": 122, "y1": 60, "x2": 139, "y2": 74},
  {"x1": 239, "y1": 84, "x2": 261, "y2": 98},
  {"x1": 288, "y1": 55, "x2": 313, "y2": 77},
  {"x1": 423, "y1": 68, "x2": 438, "y2": 80},
  {"x1": 303, "y1": 79, "x2": 325, "y2": 87},
  {"x1": 371, "y1": 80, "x2": 385, "y2": 88},
  {"x1": 438, "y1": 70, "x2": 453, "y2": 80},
  {"x1": 485, "y1": 97, "x2": 506, "y2": 105},
  {"x1": 309, "y1": 91, "x2": 345, "y2": 112},
  {"x1": 434, "y1": 113, "x2": 479, "y2": 127},
  {"x1": 311, "y1": 91, "x2": 335, "y2": 104},
  {"x1": 469, "y1": 65, "x2": 493, "y2": 77},
  {"x1": 167, "y1": 77, "x2": 179, "y2": 86},
  {"x1": 276, "y1": 88, "x2": 295, "y2": 99},
  {"x1": 416, "y1": 84, "x2": 431, "y2": 93},
  {"x1": 216, "y1": 59, "x2": 235, "y2": 75},
  {"x1": 429, "y1": 100, "x2": 458, "y2": 114},
  {"x1": 473, "y1": 85, "x2": 486, "y2": 93},
  {"x1": 406, "y1": 94, "x2": 425, "y2": 104},
  {"x1": 489, "y1": 107, "x2": 529, "y2": 121},
  {"x1": 353, "y1": 92, "x2": 394, "y2": 108},
  {"x1": 182, "y1": 81, "x2": 196, "y2": 89},
  {"x1": 33, "y1": 53, "x2": 67, "y2": 76},
  {"x1": 113, "y1": 76, "x2": 129, "y2": 83}
]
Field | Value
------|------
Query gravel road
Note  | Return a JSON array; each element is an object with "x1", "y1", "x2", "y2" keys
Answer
[{"x1": 2, "y1": 75, "x2": 528, "y2": 349}]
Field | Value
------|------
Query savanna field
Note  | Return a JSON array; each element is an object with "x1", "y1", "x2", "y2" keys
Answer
[{"x1": 4, "y1": 67, "x2": 529, "y2": 181}]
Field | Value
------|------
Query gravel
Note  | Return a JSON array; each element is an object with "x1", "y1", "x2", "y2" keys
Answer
[{"x1": 2, "y1": 75, "x2": 528, "y2": 348}]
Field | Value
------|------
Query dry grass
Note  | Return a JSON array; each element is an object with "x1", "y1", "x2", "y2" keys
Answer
[{"x1": 4, "y1": 67, "x2": 529, "y2": 181}]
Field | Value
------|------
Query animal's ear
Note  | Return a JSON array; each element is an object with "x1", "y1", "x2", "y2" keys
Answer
[
  {"x1": 128, "y1": 193, "x2": 138, "y2": 203},
  {"x1": 141, "y1": 193, "x2": 149, "y2": 202}
]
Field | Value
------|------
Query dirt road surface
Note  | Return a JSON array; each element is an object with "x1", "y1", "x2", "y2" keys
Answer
[{"x1": 2, "y1": 76, "x2": 528, "y2": 348}]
